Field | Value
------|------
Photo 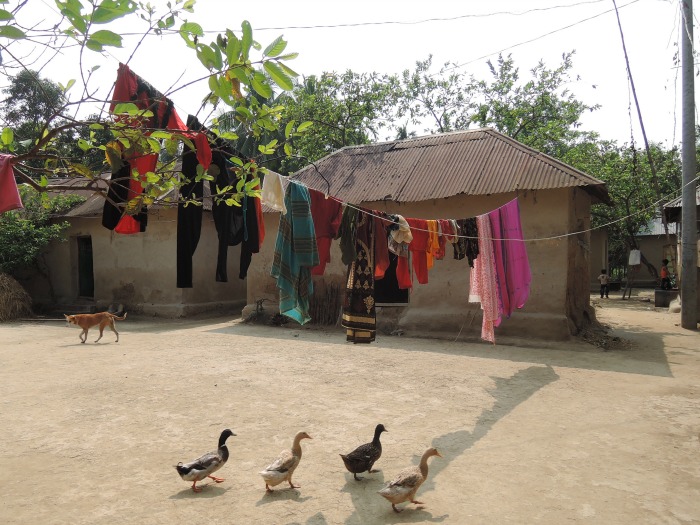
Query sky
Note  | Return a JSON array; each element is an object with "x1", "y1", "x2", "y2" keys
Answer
[{"x1": 1, "y1": 0, "x2": 692, "y2": 147}]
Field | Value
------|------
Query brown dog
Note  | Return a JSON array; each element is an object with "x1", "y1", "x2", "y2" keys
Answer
[{"x1": 64, "y1": 312, "x2": 127, "y2": 343}]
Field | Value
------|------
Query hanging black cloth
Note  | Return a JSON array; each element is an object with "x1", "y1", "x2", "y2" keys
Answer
[
  {"x1": 101, "y1": 161, "x2": 148, "y2": 232},
  {"x1": 176, "y1": 115, "x2": 205, "y2": 288},
  {"x1": 207, "y1": 140, "x2": 260, "y2": 282}
]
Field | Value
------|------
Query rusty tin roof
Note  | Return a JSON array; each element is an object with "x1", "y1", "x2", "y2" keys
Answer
[{"x1": 292, "y1": 128, "x2": 610, "y2": 205}]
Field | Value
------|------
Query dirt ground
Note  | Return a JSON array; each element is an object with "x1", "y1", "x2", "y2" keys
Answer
[{"x1": 1, "y1": 291, "x2": 699, "y2": 525}]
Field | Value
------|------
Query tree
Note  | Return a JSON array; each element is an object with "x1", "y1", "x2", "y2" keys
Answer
[
  {"x1": 471, "y1": 52, "x2": 600, "y2": 158},
  {"x1": 278, "y1": 72, "x2": 399, "y2": 173},
  {"x1": 396, "y1": 55, "x2": 475, "y2": 134},
  {"x1": 0, "y1": 186, "x2": 84, "y2": 275},
  {"x1": 0, "y1": 0, "x2": 306, "y2": 209},
  {"x1": 568, "y1": 139, "x2": 681, "y2": 278}
]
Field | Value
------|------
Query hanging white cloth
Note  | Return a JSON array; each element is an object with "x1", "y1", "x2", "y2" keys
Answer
[{"x1": 261, "y1": 171, "x2": 288, "y2": 214}]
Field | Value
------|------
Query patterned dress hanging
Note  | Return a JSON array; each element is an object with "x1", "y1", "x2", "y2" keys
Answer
[{"x1": 341, "y1": 210, "x2": 376, "y2": 343}]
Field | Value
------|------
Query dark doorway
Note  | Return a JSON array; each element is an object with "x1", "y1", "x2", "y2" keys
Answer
[
  {"x1": 77, "y1": 236, "x2": 94, "y2": 298},
  {"x1": 374, "y1": 253, "x2": 409, "y2": 305}
]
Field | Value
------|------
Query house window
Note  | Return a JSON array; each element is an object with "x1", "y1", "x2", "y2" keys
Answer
[{"x1": 374, "y1": 253, "x2": 409, "y2": 305}]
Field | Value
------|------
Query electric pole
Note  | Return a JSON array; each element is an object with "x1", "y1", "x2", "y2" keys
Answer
[{"x1": 681, "y1": 0, "x2": 698, "y2": 329}]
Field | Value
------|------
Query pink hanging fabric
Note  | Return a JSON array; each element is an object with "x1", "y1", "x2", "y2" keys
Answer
[
  {"x1": 488, "y1": 208, "x2": 508, "y2": 324},
  {"x1": 0, "y1": 155, "x2": 22, "y2": 214},
  {"x1": 500, "y1": 198, "x2": 531, "y2": 311},
  {"x1": 469, "y1": 214, "x2": 501, "y2": 344}
]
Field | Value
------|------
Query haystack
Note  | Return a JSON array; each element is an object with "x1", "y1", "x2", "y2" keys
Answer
[{"x1": 0, "y1": 273, "x2": 33, "y2": 321}]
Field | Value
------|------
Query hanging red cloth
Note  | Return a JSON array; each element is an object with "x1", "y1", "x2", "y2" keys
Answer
[
  {"x1": 309, "y1": 188, "x2": 343, "y2": 275},
  {"x1": 107, "y1": 64, "x2": 212, "y2": 234},
  {"x1": 0, "y1": 154, "x2": 23, "y2": 214},
  {"x1": 373, "y1": 214, "x2": 391, "y2": 280},
  {"x1": 406, "y1": 217, "x2": 430, "y2": 284}
]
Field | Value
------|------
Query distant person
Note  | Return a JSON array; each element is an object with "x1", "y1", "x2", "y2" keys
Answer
[
  {"x1": 598, "y1": 269, "x2": 610, "y2": 298},
  {"x1": 660, "y1": 259, "x2": 672, "y2": 290}
]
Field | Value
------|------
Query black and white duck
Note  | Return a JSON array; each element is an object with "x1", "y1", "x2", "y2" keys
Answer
[
  {"x1": 340, "y1": 423, "x2": 387, "y2": 480},
  {"x1": 175, "y1": 428, "x2": 236, "y2": 493}
]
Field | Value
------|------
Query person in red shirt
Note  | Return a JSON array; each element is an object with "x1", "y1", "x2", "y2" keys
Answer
[{"x1": 660, "y1": 259, "x2": 672, "y2": 290}]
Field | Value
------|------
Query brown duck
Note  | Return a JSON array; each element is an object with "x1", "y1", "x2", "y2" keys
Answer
[
  {"x1": 340, "y1": 424, "x2": 387, "y2": 480},
  {"x1": 378, "y1": 447, "x2": 441, "y2": 513}
]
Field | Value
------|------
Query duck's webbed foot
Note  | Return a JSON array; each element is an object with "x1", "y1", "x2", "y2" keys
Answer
[
  {"x1": 208, "y1": 475, "x2": 225, "y2": 483},
  {"x1": 392, "y1": 504, "x2": 403, "y2": 513}
]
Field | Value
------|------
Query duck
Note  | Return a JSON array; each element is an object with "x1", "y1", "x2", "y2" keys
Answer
[
  {"x1": 259, "y1": 431, "x2": 312, "y2": 491},
  {"x1": 340, "y1": 423, "x2": 387, "y2": 480},
  {"x1": 378, "y1": 447, "x2": 441, "y2": 513},
  {"x1": 175, "y1": 428, "x2": 236, "y2": 493}
]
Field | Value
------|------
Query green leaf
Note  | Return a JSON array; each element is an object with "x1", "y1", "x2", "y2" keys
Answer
[
  {"x1": 241, "y1": 20, "x2": 252, "y2": 61},
  {"x1": 182, "y1": 0, "x2": 196, "y2": 12},
  {"x1": 235, "y1": 106, "x2": 252, "y2": 119},
  {"x1": 85, "y1": 39, "x2": 103, "y2": 52},
  {"x1": 276, "y1": 52, "x2": 299, "y2": 61},
  {"x1": 1, "y1": 127, "x2": 13, "y2": 145},
  {"x1": 92, "y1": 0, "x2": 137, "y2": 24},
  {"x1": 0, "y1": 9, "x2": 13, "y2": 20},
  {"x1": 148, "y1": 131, "x2": 173, "y2": 140},
  {"x1": 77, "y1": 138, "x2": 90, "y2": 151},
  {"x1": 285, "y1": 120, "x2": 294, "y2": 139},
  {"x1": 284, "y1": 143, "x2": 292, "y2": 156},
  {"x1": 297, "y1": 121, "x2": 313, "y2": 132},
  {"x1": 196, "y1": 44, "x2": 218, "y2": 70},
  {"x1": 0, "y1": 25, "x2": 25, "y2": 39},
  {"x1": 63, "y1": 79, "x2": 76, "y2": 92},
  {"x1": 263, "y1": 35, "x2": 287, "y2": 58},
  {"x1": 277, "y1": 62, "x2": 299, "y2": 78},
  {"x1": 89, "y1": 29, "x2": 123, "y2": 47},
  {"x1": 113, "y1": 102, "x2": 139, "y2": 114},
  {"x1": 228, "y1": 156, "x2": 243, "y2": 166},
  {"x1": 251, "y1": 72, "x2": 272, "y2": 98},
  {"x1": 264, "y1": 61, "x2": 293, "y2": 91},
  {"x1": 57, "y1": 0, "x2": 87, "y2": 34},
  {"x1": 219, "y1": 132, "x2": 239, "y2": 141},
  {"x1": 146, "y1": 171, "x2": 159, "y2": 184},
  {"x1": 225, "y1": 33, "x2": 242, "y2": 64},
  {"x1": 179, "y1": 21, "x2": 203, "y2": 48}
]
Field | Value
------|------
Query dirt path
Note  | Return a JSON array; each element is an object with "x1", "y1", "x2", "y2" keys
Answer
[{"x1": 1, "y1": 294, "x2": 699, "y2": 524}]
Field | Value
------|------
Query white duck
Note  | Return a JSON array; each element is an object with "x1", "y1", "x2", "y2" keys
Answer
[
  {"x1": 378, "y1": 447, "x2": 441, "y2": 513},
  {"x1": 259, "y1": 431, "x2": 312, "y2": 491},
  {"x1": 175, "y1": 429, "x2": 235, "y2": 492}
]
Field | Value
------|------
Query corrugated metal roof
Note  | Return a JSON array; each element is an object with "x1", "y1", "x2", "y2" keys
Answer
[
  {"x1": 664, "y1": 186, "x2": 700, "y2": 209},
  {"x1": 663, "y1": 186, "x2": 700, "y2": 223},
  {"x1": 292, "y1": 128, "x2": 610, "y2": 204},
  {"x1": 638, "y1": 217, "x2": 677, "y2": 236}
]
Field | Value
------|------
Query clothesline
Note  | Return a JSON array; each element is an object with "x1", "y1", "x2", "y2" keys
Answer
[{"x1": 277, "y1": 173, "x2": 699, "y2": 243}]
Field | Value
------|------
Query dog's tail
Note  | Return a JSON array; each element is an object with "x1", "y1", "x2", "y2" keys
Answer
[{"x1": 112, "y1": 312, "x2": 127, "y2": 321}]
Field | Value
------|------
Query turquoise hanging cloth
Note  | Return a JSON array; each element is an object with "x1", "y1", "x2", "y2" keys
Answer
[{"x1": 270, "y1": 182, "x2": 319, "y2": 324}]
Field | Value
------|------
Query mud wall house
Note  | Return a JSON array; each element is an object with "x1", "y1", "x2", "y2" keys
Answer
[
  {"x1": 247, "y1": 128, "x2": 611, "y2": 340},
  {"x1": 634, "y1": 219, "x2": 678, "y2": 287},
  {"x1": 24, "y1": 177, "x2": 248, "y2": 317},
  {"x1": 589, "y1": 228, "x2": 609, "y2": 291},
  {"x1": 589, "y1": 219, "x2": 678, "y2": 290}
]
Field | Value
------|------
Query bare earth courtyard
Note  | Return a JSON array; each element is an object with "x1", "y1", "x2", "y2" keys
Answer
[{"x1": 1, "y1": 294, "x2": 699, "y2": 524}]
